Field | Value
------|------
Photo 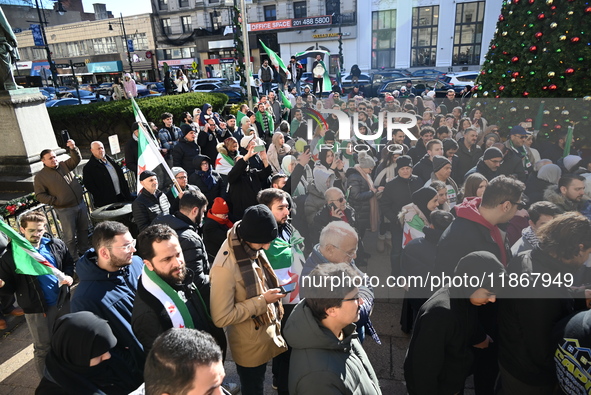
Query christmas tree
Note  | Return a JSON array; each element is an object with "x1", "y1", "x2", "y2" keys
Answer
[{"x1": 471, "y1": 0, "x2": 591, "y2": 142}]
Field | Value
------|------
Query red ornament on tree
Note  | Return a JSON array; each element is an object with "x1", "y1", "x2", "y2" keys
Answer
[
  {"x1": 549, "y1": 84, "x2": 557, "y2": 90},
  {"x1": 512, "y1": 72, "x2": 520, "y2": 77},
  {"x1": 511, "y1": 56, "x2": 519, "y2": 63},
  {"x1": 586, "y1": 6, "x2": 591, "y2": 13},
  {"x1": 523, "y1": 91, "x2": 529, "y2": 97},
  {"x1": 528, "y1": 0, "x2": 535, "y2": 4},
  {"x1": 529, "y1": 45, "x2": 538, "y2": 52},
  {"x1": 571, "y1": 36, "x2": 580, "y2": 43},
  {"x1": 499, "y1": 14, "x2": 504, "y2": 21},
  {"x1": 555, "y1": 125, "x2": 562, "y2": 129},
  {"x1": 542, "y1": 86, "x2": 548, "y2": 90},
  {"x1": 565, "y1": 68, "x2": 575, "y2": 75},
  {"x1": 499, "y1": 85, "x2": 505, "y2": 91},
  {"x1": 492, "y1": 45, "x2": 497, "y2": 50},
  {"x1": 537, "y1": 13, "x2": 545, "y2": 20},
  {"x1": 534, "y1": 32, "x2": 543, "y2": 39}
]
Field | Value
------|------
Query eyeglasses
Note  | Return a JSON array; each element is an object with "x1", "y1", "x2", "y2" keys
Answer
[
  {"x1": 447, "y1": 94, "x2": 455, "y2": 96},
  {"x1": 342, "y1": 294, "x2": 361, "y2": 303},
  {"x1": 488, "y1": 159, "x2": 503, "y2": 165},
  {"x1": 329, "y1": 197, "x2": 345, "y2": 203},
  {"x1": 175, "y1": 175, "x2": 187, "y2": 179},
  {"x1": 518, "y1": 135, "x2": 528, "y2": 139},
  {"x1": 109, "y1": 239, "x2": 136, "y2": 252},
  {"x1": 491, "y1": 129, "x2": 499, "y2": 132},
  {"x1": 330, "y1": 244, "x2": 357, "y2": 259}
]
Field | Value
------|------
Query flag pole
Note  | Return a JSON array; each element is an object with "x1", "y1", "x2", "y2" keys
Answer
[{"x1": 239, "y1": 0, "x2": 253, "y2": 109}]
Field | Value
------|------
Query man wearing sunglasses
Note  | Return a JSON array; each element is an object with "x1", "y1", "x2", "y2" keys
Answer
[
  {"x1": 311, "y1": 187, "x2": 356, "y2": 245},
  {"x1": 71, "y1": 221, "x2": 145, "y2": 387},
  {"x1": 434, "y1": 175, "x2": 526, "y2": 393},
  {"x1": 498, "y1": 125, "x2": 536, "y2": 183}
]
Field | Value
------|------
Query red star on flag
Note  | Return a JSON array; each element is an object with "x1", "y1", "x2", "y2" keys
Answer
[
  {"x1": 215, "y1": 157, "x2": 222, "y2": 167},
  {"x1": 167, "y1": 304, "x2": 176, "y2": 314},
  {"x1": 179, "y1": 324, "x2": 184, "y2": 328},
  {"x1": 138, "y1": 165, "x2": 146, "y2": 174},
  {"x1": 403, "y1": 229, "x2": 413, "y2": 246}
]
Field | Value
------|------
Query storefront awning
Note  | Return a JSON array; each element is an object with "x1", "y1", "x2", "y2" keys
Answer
[{"x1": 87, "y1": 61, "x2": 123, "y2": 73}]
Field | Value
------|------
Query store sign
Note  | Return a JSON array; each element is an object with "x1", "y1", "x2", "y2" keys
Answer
[
  {"x1": 312, "y1": 33, "x2": 340, "y2": 38},
  {"x1": 248, "y1": 19, "x2": 292, "y2": 32},
  {"x1": 292, "y1": 15, "x2": 332, "y2": 28}
]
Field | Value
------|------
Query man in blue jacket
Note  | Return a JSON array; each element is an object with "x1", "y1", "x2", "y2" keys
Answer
[{"x1": 71, "y1": 221, "x2": 144, "y2": 387}]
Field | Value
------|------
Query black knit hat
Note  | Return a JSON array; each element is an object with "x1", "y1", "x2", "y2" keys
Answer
[
  {"x1": 180, "y1": 124, "x2": 194, "y2": 137},
  {"x1": 432, "y1": 155, "x2": 451, "y2": 173},
  {"x1": 237, "y1": 204, "x2": 278, "y2": 243},
  {"x1": 483, "y1": 147, "x2": 503, "y2": 161},
  {"x1": 396, "y1": 155, "x2": 413, "y2": 171},
  {"x1": 139, "y1": 170, "x2": 157, "y2": 182}
]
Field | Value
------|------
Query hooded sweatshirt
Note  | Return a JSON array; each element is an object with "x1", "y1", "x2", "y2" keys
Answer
[
  {"x1": 454, "y1": 197, "x2": 508, "y2": 266},
  {"x1": 284, "y1": 300, "x2": 381, "y2": 395}
]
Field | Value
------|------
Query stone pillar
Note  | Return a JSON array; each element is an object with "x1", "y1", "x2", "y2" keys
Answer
[{"x1": 0, "y1": 88, "x2": 66, "y2": 192}]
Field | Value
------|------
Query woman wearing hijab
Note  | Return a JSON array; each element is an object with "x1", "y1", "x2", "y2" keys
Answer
[
  {"x1": 188, "y1": 155, "x2": 223, "y2": 209},
  {"x1": 281, "y1": 154, "x2": 312, "y2": 198},
  {"x1": 36, "y1": 311, "x2": 139, "y2": 395},
  {"x1": 215, "y1": 136, "x2": 239, "y2": 184},
  {"x1": 398, "y1": 186, "x2": 439, "y2": 247},
  {"x1": 525, "y1": 163, "x2": 562, "y2": 204},
  {"x1": 267, "y1": 131, "x2": 292, "y2": 173},
  {"x1": 174, "y1": 69, "x2": 190, "y2": 93}
]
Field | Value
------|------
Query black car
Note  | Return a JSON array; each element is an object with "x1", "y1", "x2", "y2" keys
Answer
[
  {"x1": 369, "y1": 71, "x2": 410, "y2": 96},
  {"x1": 378, "y1": 77, "x2": 463, "y2": 98}
]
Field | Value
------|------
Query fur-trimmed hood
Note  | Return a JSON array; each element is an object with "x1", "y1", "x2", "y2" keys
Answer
[{"x1": 543, "y1": 185, "x2": 585, "y2": 212}]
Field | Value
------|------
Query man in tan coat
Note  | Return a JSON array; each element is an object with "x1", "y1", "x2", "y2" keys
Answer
[
  {"x1": 210, "y1": 204, "x2": 287, "y2": 395},
  {"x1": 34, "y1": 140, "x2": 90, "y2": 257}
]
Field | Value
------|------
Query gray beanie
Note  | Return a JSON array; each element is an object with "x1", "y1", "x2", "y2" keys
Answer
[
  {"x1": 432, "y1": 155, "x2": 451, "y2": 173},
  {"x1": 358, "y1": 151, "x2": 376, "y2": 169}
]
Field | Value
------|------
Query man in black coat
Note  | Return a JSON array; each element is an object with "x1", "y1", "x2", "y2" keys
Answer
[
  {"x1": 499, "y1": 212, "x2": 591, "y2": 394},
  {"x1": 152, "y1": 190, "x2": 211, "y2": 306},
  {"x1": 405, "y1": 252, "x2": 505, "y2": 395},
  {"x1": 434, "y1": 175, "x2": 526, "y2": 395},
  {"x1": 455, "y1": 127, "x2": 482, "y2": 184},
  {"x1": 124, "y1": 122, "x2": 139, "y2": 180},
  {"x1": 464, "y1": 146, "x2": 503, "y2": 181},
  {"x1": 199, "y1": 118, "x2": 223, "y2": 165},
  {"x1": 408, "y1": 127, "x2": 435, "y2": 164},
  {"x1": 132, "y1": 171, "x2": 170, "y2": 232},
  {"x1": 379, "y1": 155, "x2": 423, "y2": 275},
  {"x1": 227, "y1": 140, "x2": 272, "y2": 220},
  {"x1": 172, "y1": 124, "x2": 201, "y2": 176},
  {"x1": 132, "y1": 224, "x2": 226, "y2": 357},
  {"x1": 84, "y1": 141, "x2": 132, "y2": 208},
  {"x1": 413, "y1": 138, "x2": 443, "y2": 184}
]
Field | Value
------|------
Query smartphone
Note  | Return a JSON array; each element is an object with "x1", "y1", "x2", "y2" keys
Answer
[
  {"x1": 254, "y1": 144, "x2": 266, "y2": 152},
  {"x1": 304, "y1": 145, "x2": 311, "y2": 153},
  {"x1": 329, "y1": 202, "x2": 338, "y2": 211},
  {"x1": 279, "y1": 282, "x2": 297, "y2": 294},
  {"x1": 61, "y1": 130, "x2": 71, "y2": 147}
]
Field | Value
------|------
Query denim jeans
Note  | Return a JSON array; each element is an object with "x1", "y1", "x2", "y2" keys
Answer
[{"x1": 235, "y1": 362, "x2": 267, "y2": 395}]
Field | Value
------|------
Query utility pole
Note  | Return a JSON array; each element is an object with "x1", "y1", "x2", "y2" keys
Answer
[
  {"x1": 239, "y1": 0, "x2": 253, "y2": 109},
  {"x1": 34, "y1": 0, "x2": 58, "y2": 87}
]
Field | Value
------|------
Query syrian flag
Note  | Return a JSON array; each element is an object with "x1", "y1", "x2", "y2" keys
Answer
[
  {"x1": 0, "y1": 220, "x2": 69, "y2": 283},
  {"x1": 278, "y1": 89, "x2": 292, "y2": 109},
  {"x1": 131, "y1": 98, "x2": 181, "y2": 196},
  {"x1": 320, "y1": 59, "x2": 332, "y2": 93},
  {"x1": 259, "y1": 40, "x2": 291, "y2": 83}
]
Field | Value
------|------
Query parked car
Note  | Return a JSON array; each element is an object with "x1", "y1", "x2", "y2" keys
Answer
[
  {"x1": 78, "y1": 83, "x2": 99, "y2": 92},
  {"x1": 39, "y1": 88, "x2": 55, "y2": 100},
  {"x1": 411, "y1": 69, "x2": 447, "y2": 78},
  {"x1": 340, "y1": 73, "x2": 372, "y2": 93},
  {"x1": 41, "y1": 86, "x2": 68, "y2": 95},
  {"x1": 192, "y1": 82, "x2": 225, "y2": 93},
  {"x1": 94, "y1": 82, "x2": 114, "y2": 96},
  {"x1": 441, "y1": 72, "x2": 478, "y2": 87},
  {"x1": 212, "y1": 87, "x2": 244, "y2": 104},
  {"x1": 369, "y1": 71, "x2": 410, "y2": 96},
  {"x1": 136, "y1": 84, "x2": 162, "y2": 98},
  {"x1": 45, "y1": 98, "x2": 91, "y2": 107},
  {"x1": 190, "y1": 78, "x2": 240, "y2": 91},
  {"x1": 143, "y1": 82, "x2": 166, "y2": 94},
  {"x1": 59, "y1": 89, "x2": 107, "y2": 102},
  {"x1": 378, "y1": 77, "x2": 462, "y2": 98}
]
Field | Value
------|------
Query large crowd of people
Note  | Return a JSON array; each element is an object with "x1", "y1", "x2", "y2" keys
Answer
[{"x1": 2, "y1": 79, "x2": 591, "y2": 395}]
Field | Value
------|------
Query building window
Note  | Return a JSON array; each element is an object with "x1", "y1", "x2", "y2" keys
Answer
[
  {"x1": 179, "y1": 0, "x2": 189, "y2": 7},
  {"x1": 92, "y1": 37, "x2": 118, "y2": 54},
  {"x1": 158, "y1": 0, "x2": 168, "y2": 11},
  {"x1": 161, "y1": 18, "x2": 172, "y2": 35},
  {"x1": 371, "y1": 10, "x2": 396, "y2": 69},
  {"x1": 133, "y1": 33, "x2": 149, "y2": 51},
  {"x1": 294, "y1": 1, "x2": 307, "y2": 19},
  {"x1": 181, "y1": 16, "x2": 192, "y2": 33},
  {"x1": 66, "y1": 41, "x2": 88, "y2": 57},
  {"x1": 164, "y1": 49, "x2": 172, "y2": 59},
  {"x1": 453, "y1": 1, "x2": 484, "y2": 65},
  {"x1": 264, "y1": 5, "x2": 276, "y2": 21},
  {"x1": 411, "y1": 6, "x2": 439, "y2": 67},
  {"x1": 326, "y1": 0, "x2": 339, "y2": 16}
]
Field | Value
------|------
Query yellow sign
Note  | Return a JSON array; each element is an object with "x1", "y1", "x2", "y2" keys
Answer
[{"x1": 312, "y1": 33, "x2": 340, "y2": 38}]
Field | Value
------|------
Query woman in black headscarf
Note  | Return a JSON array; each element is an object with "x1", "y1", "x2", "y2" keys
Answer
[{"x1": 36, "y1": 311, "x2": 139, "y2": 395}]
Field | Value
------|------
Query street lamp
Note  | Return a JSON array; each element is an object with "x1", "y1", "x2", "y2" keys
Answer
[
  {"x1": 332, "y1": 1, "x2": 343, "y2": 74},
  {"x1": 108, "y1": 13, "x2": 134, "y2": 75}
]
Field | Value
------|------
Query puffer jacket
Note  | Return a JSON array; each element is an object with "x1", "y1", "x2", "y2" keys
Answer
[
  {"x1": 172, "y1": 138, "x2": 201, "y2": 175},
  {"x1": 284, "y1": 300, "x2": 381, "y2": 395},
  {"x1": 131, "y1": 189, "x2": 170, "y2": 232}
]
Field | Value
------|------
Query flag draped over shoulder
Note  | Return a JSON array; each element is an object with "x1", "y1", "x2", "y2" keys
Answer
[
  {"x1": 320, "y1": 60, "x2": 332, "y2": 93},
  {"x1": 0, "y1": 220, "x2": 68, "y2": 283},
  {"x1": 131, "y1": 98, "x2": 180, "y2": 195},
  {"x1": 259, "y1": 40, "x2": 290, "y2": 82}
]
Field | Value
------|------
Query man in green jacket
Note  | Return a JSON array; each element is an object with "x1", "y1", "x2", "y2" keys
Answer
[{"x1": 285, "y1": 263, "x2": 381, "y2": 395}]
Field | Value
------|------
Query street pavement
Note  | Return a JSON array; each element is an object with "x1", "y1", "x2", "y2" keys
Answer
[{"x1": 0, "y1": 230, "x2": 476, "y2": 394}]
